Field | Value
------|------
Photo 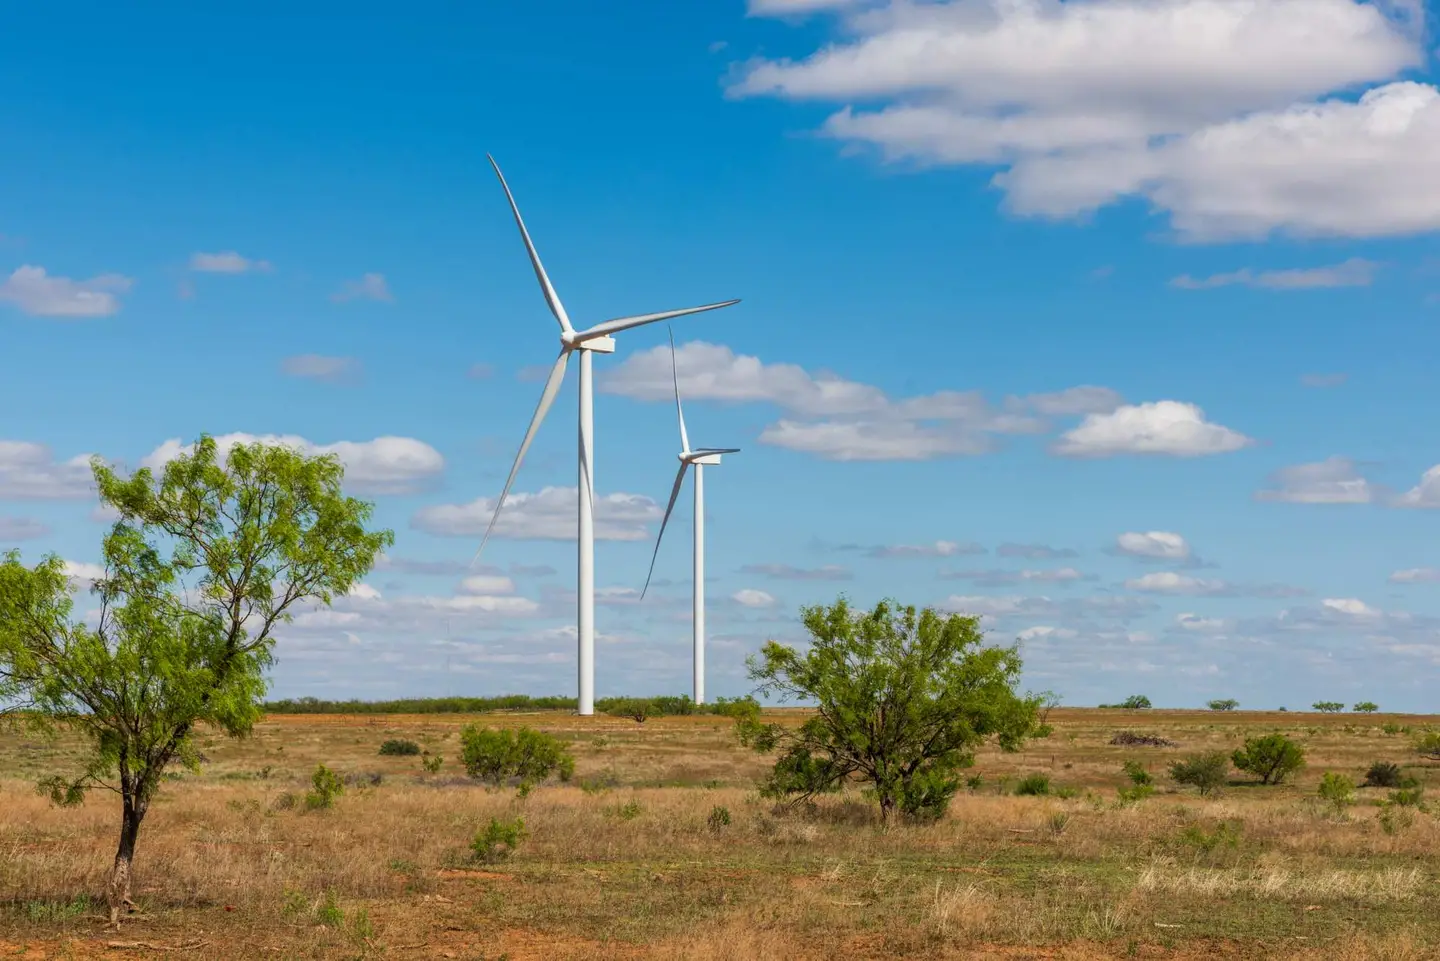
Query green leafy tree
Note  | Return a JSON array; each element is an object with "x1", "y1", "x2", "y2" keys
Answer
[
  {"x1": 736, "y1": 598, "x2": 1050, "y2": 825},
  {"x1": 0, "y1": 437, "x2": 391, "y2": 924},
  {"x1": 1206, "y1": 699, "x2": 1239, "y2": 712},
  {"x1": 1353, "y1": 701, "x2": 1380, "y2": 713},
  {"x1": 1169, "y1": 752, "x2": 1230, "y2": 796},
  {"x1": 460, "y1": 725, "x2": 575, "y2": 787},
  {"x1": 1312, "y1": 701, "x2": 1344, "y2": 713},
  {"x1": 1118, "y1": 694, "x2": 1152, "y2": 710},
  {"x1": 1232, "y1": 733, "x2": 1306, "y2": 785},
  {"x1": 1317, "y1": 772, "x2": 1355, "y2": 812},
  {"x1": 602, "y1": 697, "x2": 658, "y2": 723}
]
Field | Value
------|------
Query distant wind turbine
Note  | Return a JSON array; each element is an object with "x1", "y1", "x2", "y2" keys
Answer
[
  {"x1": 474, "y1": 155, "x2": 740, "y2": 717},
  {"x1": 641, "y1": 328, "x2": 740, "y2": 705}
]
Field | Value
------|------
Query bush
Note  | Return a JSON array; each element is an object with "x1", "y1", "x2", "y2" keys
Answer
[
  {"x1": 460, "y1": 725, "x2": 575, "y2": 788},
  {"x1": 1414, "y1": 729, "x2": 1440, "y2": 761},
  {"x1": 421, "y1": 752, "x2": 443, "y2": 773},
  {"x1": 1353, "y1": 701, "x2": 1379, "y2": 713},
  {"x1": 1312, "y1": 701, "x2": 1344, "y2": 713},
  {"x1": 1389, "y1": 785, "x2": 1426, "y2": 808},
  {"x1": 1180, "y1": 820, "x2": 1241, "y2": 853},
  {"x1": 707, "y1": 806, "x2": 732, "y2": 832},
  {"x1": 378, "y1": 739, "x2": 421, "y2": 756},
  {"x1": 1169, "y1": 751, "x2": 1229, "y2": 796},
  {"x1": 304, "y1": 764, "x2": 345, "y2": 810},
  {"x1": 602, "y1": 697, "x2": 658, "y2": 723},
  {"x1": 1122, "y1": 760, "x2": 1153, "y2": 786},
  {"x1": 1100, "y1": 695, "x2": 1151, "y2": 710},
  {"x1": 1015, "y1": 773, "x2": 1051, "y2": 796},
  {"x1": 1110, "y1": 731, "x2": 1178, "y2": 748},
  {"x1": 1317, "y1": 772, "x2": 1355, "y2": 812},
  {"x1": 1206, "y1": 699, "x2": 1239, "y2": 712},
  {"x1": 470, "y1": 817, "x2": 527, "y2": 863},
  {"x1": 1364, "y1": 761, "x2": 1404, "y2": 788},
  {"x1": 1232, "y1": 733, "x2": 1305, "y2": 785}
]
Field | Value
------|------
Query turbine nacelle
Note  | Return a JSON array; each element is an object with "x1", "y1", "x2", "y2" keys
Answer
[{"x1": 563, "y1": 332, "x2": 616, "y2": 353}]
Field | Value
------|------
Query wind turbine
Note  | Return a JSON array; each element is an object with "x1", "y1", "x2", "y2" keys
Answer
[
  {"x1": 474, "y1": 155, "x2": 739, "y2": 717},
  {"x1": 641, "y1": 328, "x2": 740, "y2": 705}
]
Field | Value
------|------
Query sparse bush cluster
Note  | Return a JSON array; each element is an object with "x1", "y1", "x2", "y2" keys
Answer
[
  {"x1": 378, "y1": 738, "x2": 421, "y2": 756},
  {"x1": 470, "y1": 816, "x2": 527, "y2": 863},
  {"x1": 460, "y1": 724, "x2": 574, "y2": 789},
  {"x1": 304, "y1": 764, "x2": 345, "y2": 810},
  {"x1": 1206, "y1": 699, "x2": 1239, "y2": 712},
  {"x1": 1169, "y1": 751, "x2": 1229, "y2": 796},
  {"x1": 1100, "y1": 695, "x2": 1152, "y2": 710}
]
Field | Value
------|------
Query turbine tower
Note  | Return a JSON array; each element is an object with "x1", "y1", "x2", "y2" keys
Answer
[
  {"x1": 641, "y1": 328, "x2": 740, "y2": 705},
  {"x1": 474, "y1": 155, "x2": 740, "y2": 717}
]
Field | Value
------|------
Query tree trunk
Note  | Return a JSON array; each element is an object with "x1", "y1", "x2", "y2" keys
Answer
[
  {"x1": 878, "y1": 792, "x2": 895, "y2": 828},
  {"x1": 107, "y1": 794, "x2": 147, "y2": 925}
]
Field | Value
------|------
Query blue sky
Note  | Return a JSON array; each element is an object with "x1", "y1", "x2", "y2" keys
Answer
[{"x1": 4, "y1": 0, "x2": 1440, "y2": 710}]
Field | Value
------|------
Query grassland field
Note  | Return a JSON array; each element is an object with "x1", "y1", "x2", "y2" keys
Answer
[{"x1": 2, "y1": 707, "x2": 1439, "y2": 960}]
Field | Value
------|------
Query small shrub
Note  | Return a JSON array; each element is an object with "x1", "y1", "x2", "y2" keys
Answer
[
  {"x1": 1317, "y1": 772, "x2": 1355, "y2": 812},
  {"x1": 1169, "y1": 751, "x2": 1230, "y2": 796},
  {"x1": 1232, "y1": 733, "x2": 1305, "y2": 785},
  {"x1": 421, "y1": 752, "x2": 443, "y2": 774},
  {"x1": 315, "y1": 890, "x2": 344, "y2": 927},
  {"x1": 1364, "y1": 761, "x2": 1404, "y2": 788},
  {"x1": 1206, "y1": 699, "x2": 1239, "y2": 712},
  {"x1": 1180, "y1": 820, "x2": 1241, "y2": 853},
  {"x1": 1122, "y1": 760, "x2": 1153, "y2": 786},
  {"x1": 470, "y1": 816, "x2": 527, "y2": 863},
  {"x1": 1388, "y1": 786, "x2": 1426, "y2": 808},
  {"x1": 460, "y1": 725, "x2": 575, "y2": 787},
  {"x1": 350, "y1": 907, "x2": 375, "y2": 940},
  {"x1": 608, "y1": 800, "x2": 643, "y2": 821},
  {"x1": 1414, "y1": 728, "x2": 1440, "y2": 761},
  {"x1": 965, "y1": 774, "x2": 984, "y2": 793},
  {"x1": 24, "y1": 895, "x2": 91, "y2": 922},
  {"x1": 1053, "y1": 785, "x2": 1080, "y2": 800},
  {"x1": 1049, "y1": 811, "x2": 1070, "y2": 835},
  {"x1": 270, "y1": 791, "x2": 298, "y2": 812},
  {"x1": 1353, "y1": 701, "x2": 1379, "y2": 713},
  {"x1": 1379, "y1": 803, "x2": 1416, "y2": 835},
  {"x1": 603, "y1": 697, "x2": 658, "y2": 723},
  {"x1": 1117, "y1": 783, "x2": 1155, "y2": 805},
  {"x1": 707, "y1": 805, "x2": 732, "y2": 833},
  {"x1": 304, "y1": 764, "x2": 345, "y2": 810},
  {"x1": 1312, "y1": 701, "x2": 1344, "y2": 714},
  {"x1": 379, "y1": 739, "x2": 421, "y2": 756},
  {"x1": 1382, "y1": 723, "x2": 1409, "y2": 736},
  {"x1": 1015, "y1": 773, "x2": 1051, "y2": 796}
]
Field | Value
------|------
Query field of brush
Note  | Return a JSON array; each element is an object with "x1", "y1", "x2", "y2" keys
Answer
[{"x1": 2, "y1": 708, "x2": 1439, "y2": 960}]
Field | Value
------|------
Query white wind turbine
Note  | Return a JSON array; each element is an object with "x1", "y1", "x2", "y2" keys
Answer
[
  {"x1": 640, "y1": 328, "x2": 740, "y2": 705},
  {"x1": 474, "y1": 155, "x2": 740, "y2": 717}
]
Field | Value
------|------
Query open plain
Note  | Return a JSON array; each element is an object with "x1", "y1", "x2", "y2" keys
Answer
[{"x1": 2, "y1": 707, "x2": 1438, "y2": 961}]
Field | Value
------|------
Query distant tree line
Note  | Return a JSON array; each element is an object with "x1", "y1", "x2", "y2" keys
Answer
[{"x1": 262, "y1": 693, "x2": 756, "y2": 717}]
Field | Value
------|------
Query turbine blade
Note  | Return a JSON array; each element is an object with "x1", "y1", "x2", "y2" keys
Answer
[
  {"x1": 669, "y1": 325, "x2": 690, "y2": 454},
  {"x1": 472, "y1": 348, "x2": 571, "y2": 565},
  {"x1": 694, "y1": 448, "x2": 741, "y2": 455},
  {"x1": 576, "y1": 299, "x2": 740, "y2": 341},
  {"x1": 640, "y1": 461, "x2": 690, "y2": 600},
  {"x1": 487, "y1": 154, "x2": 573, "y2": 333}
]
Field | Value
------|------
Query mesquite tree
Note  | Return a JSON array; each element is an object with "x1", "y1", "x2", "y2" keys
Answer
[
  {"x1": 737, "y1": 598, "x2": 1051, "y2": 825},
  {"x1": 0, "y1": 437, "x2": 391, "y2": 923}
]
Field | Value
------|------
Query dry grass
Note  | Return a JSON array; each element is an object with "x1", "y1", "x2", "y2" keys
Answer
[{"x1": 1, "y1": 708, "x2": 1439, "y2": 958}]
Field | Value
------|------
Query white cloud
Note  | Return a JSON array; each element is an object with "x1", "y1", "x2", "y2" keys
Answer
[
  {"x1": 738, "y1": 563, "x2": 853, "y2": 581},
  {"x1": 1394, "y1": 464, "x2": 1440, "y2": 508},
  {"x1": 1017, "y1": 625, "x2": 1078, "y2": 641},
  {"x1": 280, "y1": 355, "x2": 362, "y2": 384},
  {"x1": 1390, "y1": 568, "x2": 1440, "y2": 584},
  {"x1": 603, "y1": 340, "x2": 1112, "y2": 461},
  {"x1": 0, "y1": 442, "x2": 96, "y2": 500},
  {"x1": 1175, "y1": 612, "x2": 1230, "y2": 632},
  {"x1": 412, "y1": 487, "x2": 662, "y2": 541},
  {"x1": 62, "y1": 560, "x2": 106, "y2": 583},
  {"x1": 331, "y1": 272, "x2": 393, "y2": 303},
  {"x1": 0, "y1": 516, "x2": 48, "y2": 541},
  {"x1": 996, "y1": 543, "x2": 1077, "y2": 559},
  {"x1": 346, "y1": 583, "x2": 382, "y2": 601},
  {"x1": 734, "y1": 0, "x2": 1437, "y2": 241},
  {"x1": 1322, "y1": 597, "x2": 1381, "y2": 617},
  {"x1": 1126, "y1": 572, "x2": 1226, "y2": 595},
  {"x1": 1116, "y1": 531, "x2": 1191, "y2": 561},
  {"x1": 143, "y1": 433, "x2": 444, "y2": 495},
  {"x1": 733, "y1": 588, "x2": 779, "y2": 608},
  {"x1": 860, "y1": 539, "x2": 983, "y2": 559},
  {"x1": 1171, "y1": 258, "x2": 1378, "y2": 290},
  {"x1": 189, "y1": 251, "x2": 272, "y2": 274},
  {"x1": 0, "y1": 266, "x2": 132, "y2": 317},
  {"x1": 1053, "y1": 401, "x2": 1252, "y2": 458},
  {"x1": 944, "y1": 567, "x2": 1089, "y2": 586},
  {"x1": 459, "y1": 574, "x2": 516, "y2": 595},
  {"x1": 1255, "y1": 457, "x2": 1374, "y2": 504}
]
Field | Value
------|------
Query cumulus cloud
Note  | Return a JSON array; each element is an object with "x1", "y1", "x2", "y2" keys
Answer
[
  {"x1": 1390, "y1": 568, "x2": 1440, "y2": 584},
  {"x1": 458, "y1": 574, "x2": 516, "y2": 595},
  {"x1": 189, "y1": 251, "x2": 272, "y2": 273},
  {"x1": 0, "y1": 266, "x2": 132, "y2": 317},
  {"x1": 331, "y1": 272, "x2": 393, "y2": 303},
  {"x1": 943, "y1": 567, "x2": 1090, "y2": 586},
  {"x1": 1054, "y1": 401, "x2": 1252, "y2": 458},
  {"x1": 62, "y1": 560, "x2": 106, "y2": 584},
  {"x1": 280, "y1": 355, "x2": 363, "y2": 384},
  {"x1": 1254, "y1": 457, "x2": 1374, "y2": 504},
  {"x1": 1171, "y1": 258, "x2": 1378, "y2": 290},
  {"x1": 1115, "y1": 531, "x2": 1191, "y2": 561},
  {"x1": 143, "y1": 433, "x2": 444, "y2": 495},
  {"x1": 733, "y1": 0, "x2": 1436, "y2": 241},
  {"x1": 412, "y1": 487, "x2": 662, "y2": 541},
  {"x1": 603, "y1": 340, "x2": 1113, "y2": 461},
  {"x1": 738, "y1": 563, "x2": 853, "y2": 581},
  {"x1": 0, "y1": 516, "x2": 48, "y2": 541},
  {"x1": 1394, "y1": 465, "x2": 1440, "y2": 508},
  {"x1": 1175, "y1": 612, "x2": 1231, "y2": 633},
  {"x1": 849, "y1": 539, "x2": 984, "y2": 559},
  {"x1": 1322, "y1": 597, "x2": 1382, "y2": 617},
  {"x1": 732, "y1": 588, "x2": 780, "y2": 608},
  {"x1": 1126, "y1": 571, "x2": 1305, "y2": 598},
  {"x1": 0, "y1": 441, "x2": 96, "y2": 499}
]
